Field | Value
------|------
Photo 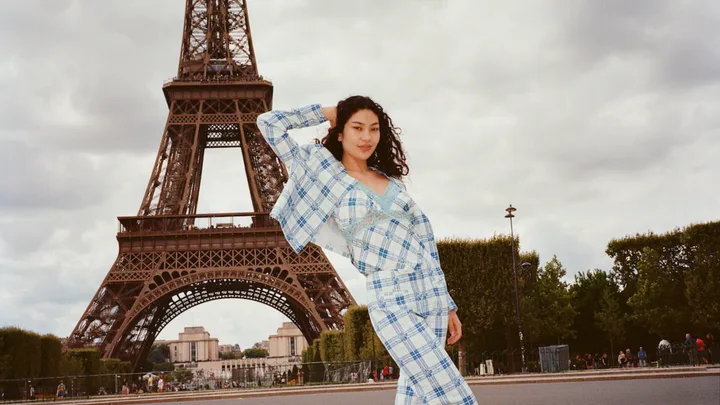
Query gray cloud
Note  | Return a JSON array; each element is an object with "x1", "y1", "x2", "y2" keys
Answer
[{"x1": 1, "y1": 0, "x2": 719, "y2": 349}]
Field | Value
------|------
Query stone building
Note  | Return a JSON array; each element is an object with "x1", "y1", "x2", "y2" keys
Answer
[{"x1": 163, "y1": 326, "x2": 220, "y2": 363}]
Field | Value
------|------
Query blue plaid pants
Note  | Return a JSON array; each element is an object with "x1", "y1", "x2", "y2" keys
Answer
[{"x1": 368, "y1": 271, "x2": 477, "y2": 405}]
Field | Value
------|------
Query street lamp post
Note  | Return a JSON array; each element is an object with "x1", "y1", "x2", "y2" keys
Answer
[
  {"x1": 371, "y1": 334, "x2": 376, "y2": 380},
  {"x1": 505, "y1": 204, "x2": 527, "y2": 374}
]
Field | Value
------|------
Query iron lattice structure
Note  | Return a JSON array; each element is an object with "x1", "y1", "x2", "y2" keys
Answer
[{"x1": 67, "y1": 0, "x2": 355, "y2": 371}]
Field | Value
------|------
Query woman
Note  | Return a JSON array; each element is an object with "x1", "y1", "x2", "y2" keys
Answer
[{"x1": 257, "y1": 96, "x2": 477, "y2": 404}]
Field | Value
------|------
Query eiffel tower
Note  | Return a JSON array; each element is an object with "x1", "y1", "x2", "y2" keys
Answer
[{"x1": 67, "y1": 0, "x2": 355, "y2": 371}]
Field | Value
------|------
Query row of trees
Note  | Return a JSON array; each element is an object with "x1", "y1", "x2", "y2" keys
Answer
[
  {"x1": 0, "y1": 327, "x2": 132, "y2": 400},
  {"x1": 440, "y1": 219, "x2": 720, "y2": 367},
  {"x1": 309, "y1": 220, "x2": 719, "y2": 373},
  {"x1": 299, "y1": 305, "x2": 392, "y2": 383},
  {"x1": 3, "y1": 219, "x2": 717, "y2": 391}
]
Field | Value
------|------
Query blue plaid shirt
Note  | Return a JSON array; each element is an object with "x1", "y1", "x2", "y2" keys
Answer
[{"x1": 257, "y1": 104, "x2": 457, "y2": 311}]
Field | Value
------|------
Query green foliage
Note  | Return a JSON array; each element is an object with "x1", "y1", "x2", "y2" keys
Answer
[
  {"x1": 319, "y1": 330, "x2": 345, "y2": 362},
  {"x1": 0, "y1": 327, "x2": 42, "y2": 380},
  {"x1": 606, "y1": 229, "x2": 687, "y2": 305},
  {"x1": 0, "y1": 327, "x2": 42, "y2": 399},
  {"x1": 40, "y1": 334, "x2": 62, "y2": 378},
  {"x1": 63, "y1": 348, "x2": 102, "y2": 395},
  {"x1": 307, "y1": 340, "x2": 325, "y2": 383},
  {"x1": 60, "y1": 352, "x2": 84, "y2": 376},
  {"x1": 437, "y1": 236, "x2": 540, "y2": 361},
  {"x1": 628, "y1": 247, "x2": 691, "y2": 337},
  {"x1": 438, "y1": 236, "x2": 518, "y2": 336},
  {"x1": 595, "y1": 284, "x2": 626, "y2": 356},
  {"x1": 682, "y1": 221, "x2": 720, "y2": 331},
  {"x1": 147, "y1": 343, "x2": 170, "y2": 364},
  {"x1": 607, "y1": 220, "x2": 720, "y2": 339},
  {"x1": 358, "y1": 319, "x2": 391, "y2": 365},
  {"x1": 343, "y1": 305, "x2": 371, "y2": 361},
  {"x1": 97, "y1": 359, "x2": 132, "y2": 392},
  {"x1": 301, "y1": 344, "x2": 314, "y2": 364},
  {"x1": 569, "y1": 269, "x2": 616, "y2": 353},
  {"x1": 220, "y1": 351, "x2": 243, "y2": 360},
  {"x1": 172, "y1": 368, "x2": 194, "y2": 383},
  {"x1": 152, "y1": 362, "x2": 175, "y2": 372},
  {"x1": 65, "y1": 348, "x2": 102, "y2": 375},
  {"x1": 523, "y1": 256, "x2": 576, "y2": 345},
  {"x1": 243, "y1": 347, "x2": 269, "y2": 358},
  {"x1": 290, "y1": 365, "x2": 299, "y2": 382}
]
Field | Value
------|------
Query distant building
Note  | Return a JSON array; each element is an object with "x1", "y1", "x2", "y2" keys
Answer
[
  {"x1": 268, "y1": 322, "x2": 307, "y2": 360},
  {"x1": 218, "y1": 344, "x2": 235, "y2": 354},
  {"x1": 165, "y1": 326, "x2": 219, "y2": 363}
]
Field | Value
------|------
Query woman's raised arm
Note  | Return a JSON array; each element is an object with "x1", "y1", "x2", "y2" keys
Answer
[{"x1": 256, "y1": 104, "x2": 328, "y2": 166}]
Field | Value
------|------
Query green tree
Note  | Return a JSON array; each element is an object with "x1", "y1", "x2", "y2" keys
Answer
[
  {"x1": 147, "y1": 343, "x2": 170, "y2": 364},
  {"x1": 569, "y1": 269, "x2": 616, "y2": 353},
  {"x1": 682, "y1": 221, "x2": 720, "y2": 331},
  {"x1": 319, "y1": 330, "x2": 345, "y2": 362},
  {"x1": 438, "y1": 236, "x2": 532, "y2": 366},
  {"x1": 595, "y1": 284, "x2": 626, "y2": 358},
  {"x1": 358, "y1": 320, "x2": 389, "y2": 364},
  {"x1": 172, "y1": 368, "x2": 194, "y2": 383},
  {"x1": 628, "y1": 247, "x2": 692, "y2": 337},
  {"x1": 523, "y1": 256, "x2": 576, "y2": 346},
  {"x1": 290, "y1": 365, "x2": 299, "y2": 382},
  {"x1": 40, "y1": 334, "x2": 62, "y2": 378},
  {"x1": 60, "y1": 352, "x2": 84, "y2": 376},
  {"x1": 243, "y1": 347, "x2": 269, "y2": 359},
  {"x1": 308, "y1": 340, "x2": 325, "y2": 383},
  {"x1": 606, "y1": 228, "x2": 692, "y2": 350},
  {"x1": 220, "y1": 351, "x2": 242, "y2": 360},
  {"x1": 343, "y1": 305, "x2": 370, "y2": 361}
]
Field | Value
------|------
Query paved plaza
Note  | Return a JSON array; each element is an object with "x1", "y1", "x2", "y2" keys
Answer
[{"x1": 174, "y1": 376, "x2": 719, "y2": 405}]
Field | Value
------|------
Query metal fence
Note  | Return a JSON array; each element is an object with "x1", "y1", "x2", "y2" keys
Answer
[
  {"x1": 656, "y1": 343, "x2": 712, "y2": 367},
  {"x1": 0, "y1": 361, "x2": 376, "y2": 403},
  {"x1": 468, "y1": 348, "x2": 542, "y2": 375},
  {"x1": 0, "y1": 372, "x2": 148, "y2": 402},
  {"x1": 1, "y1": 345, "x2": 714, "y2": 401}
]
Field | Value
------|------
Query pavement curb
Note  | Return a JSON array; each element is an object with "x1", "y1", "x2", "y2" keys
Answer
[{"x1": 37, "y1": 368, "x2": 720, "y2": 405}]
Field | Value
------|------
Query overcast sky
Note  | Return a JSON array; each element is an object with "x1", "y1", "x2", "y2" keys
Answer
[{"x1": 1, "y1": 0, "x2": 718, "y2": 350}]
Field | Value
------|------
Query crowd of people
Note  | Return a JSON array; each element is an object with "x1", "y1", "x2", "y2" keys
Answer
[{"x1": 573, "y1": 332, "x2": 715, "y2": 370}]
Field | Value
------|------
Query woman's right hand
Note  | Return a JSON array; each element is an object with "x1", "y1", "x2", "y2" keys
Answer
[{"x1": 322, "y1": 106, "x2": 337, "y2": 128}]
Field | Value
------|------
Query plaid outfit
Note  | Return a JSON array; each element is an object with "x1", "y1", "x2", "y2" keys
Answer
[{"x1": 257, "y1": 105, "x2": 476, "y2": 404}]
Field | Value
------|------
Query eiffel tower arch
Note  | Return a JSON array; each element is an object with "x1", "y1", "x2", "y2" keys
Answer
[{"x1": 67, "y1": 0, "x2": 355, "y2": 371}]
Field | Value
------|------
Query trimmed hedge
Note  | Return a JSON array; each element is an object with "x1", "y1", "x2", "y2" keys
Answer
[
  {"x1": 40, "y1": 334, "x2": 62, "y2": 379},
  {"x1": 319, "y1": 330, "x2": 345, "y2": 362},
  {"x1": 0, "y1": 327, "x2": 60, "y2": 399},
  {"x1": 342, "y1": 305, "x2": 370, "y2": 361}
]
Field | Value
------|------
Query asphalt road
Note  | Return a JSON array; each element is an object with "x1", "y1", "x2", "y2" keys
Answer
[{"x1": 174, "y1": 376, "x2": 720, "y2": 405}]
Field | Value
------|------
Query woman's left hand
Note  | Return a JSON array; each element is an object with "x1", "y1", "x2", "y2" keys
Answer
[{"x1": 447, "y1": 309, "x2": 462, "y2": 345}]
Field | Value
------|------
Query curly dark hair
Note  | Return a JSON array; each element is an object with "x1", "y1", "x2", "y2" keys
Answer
[{"x1": 317, "y1": 95, "x2": 409, "y2": 179}]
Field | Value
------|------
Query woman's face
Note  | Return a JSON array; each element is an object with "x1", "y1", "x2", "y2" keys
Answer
[{"x1": 339, "y1": 109, "x2": 380, "y2": 163}]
